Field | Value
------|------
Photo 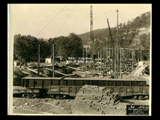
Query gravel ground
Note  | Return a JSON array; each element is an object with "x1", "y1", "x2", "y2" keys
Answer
[
  {"x1": 12, "y1": 97, "x2": 149, "y2": 115},
  {"x1": 12, "y1": 98, "x2": 73, "y2": 115}
]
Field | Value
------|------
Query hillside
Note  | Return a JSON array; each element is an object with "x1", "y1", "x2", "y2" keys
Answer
[{"x1": 78, "y1": 11, "x2": 151, "y2": 49}]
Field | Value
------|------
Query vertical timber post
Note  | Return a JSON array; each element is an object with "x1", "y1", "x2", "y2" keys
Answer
[
  {"x1": 104, "y1": 48, "x2": 107, "y2": 70},
  {"x1": 132, "y1": 49, "x2": 133, "y2": 70},
  {"x1": 116, "y1": 10, "x2": 119, "y2": 46},
  {"x1": 52, "y1": 44, "x2": 54, "y2": 77},
  {"x1": 100, "y1": 48, "x2": 102, "y2": 71},
  {"x1": 99, "y1": 48, "x2": 101, "y2": 71},
  {"x1": 116, "y1": 10, "x2": 119, "y2": 78},
  {"x1": 86, "y1": 46, "x2": 87, "y2": 64},
  {"x1": 120, "y1": 47, "x2": 121, "y2": 78},
  {"x1": 98, "y1": 47, "x2": 99, "y2": 71},
  {"x1": 114, "y1": 46, "x2": 117, "y2": 73},
  {"x1": 38, "y1": 44, "x2": 40, "y2": 77},
  {"x1": 83, "y1": 46, "x2": 84, "y2": 71}
]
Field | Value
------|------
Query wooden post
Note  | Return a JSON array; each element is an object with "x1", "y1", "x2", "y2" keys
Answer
[
  {"x1": 105, "y1": 47, "x2": 107, "y2": 70},
  {"x1": 52, "y1": 44, "x2": 55, "y2": 77},
  {"x1": 109, "y1": 47, "x2": 110, "y2": 59},
  {"x1": 114, "y1": 46, "x2": 117, "y2": 73},
  {"x1": 116, "y1": 10, "x2": 119, "y2": 46},
  {"x1": 86, "y1": 46, "x2": 87, "y2": 63},
  {"x1": 83, "y1": 46, "x2": 84, "y2": 68},
  {"x1": 98, "y1": 47, "x2": 99, "y2": 71},
  {"x1": 124, "y1": 49, "x2": 126, "y2": 74},
  {"x1": 108, "y1": 47, "x2": 110, "y2": 70},
  {"x1": 117, "y1": 47, "x2": 119, "y2": 72},
  {"x1": 139, "y1": 49, "x2": 141, "y2": 61},
  {"x1": 38, "y1": 44, "x2": 40, "y2": 77},
  {"x1": 120, "y1": 48, "x2": 121, "y2": 78},
  {"x1": 131, "y1": 49, "x2": 133, "y2": 70},
  {"x1": 100, "y1": 48, "x2": 102, "y2": 71},
  {"x1": 103, "y1": 48, "x2": 105, "y2": 71}
]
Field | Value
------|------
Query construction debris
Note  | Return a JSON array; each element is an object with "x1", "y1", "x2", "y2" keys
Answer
[{"x1": 72, "y1": 85, "x2": 124, "y2": 115}]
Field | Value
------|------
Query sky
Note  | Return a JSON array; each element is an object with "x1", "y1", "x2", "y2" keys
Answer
[{"x1": 9, "y1": 4, "x2": 151, "y2": 39}]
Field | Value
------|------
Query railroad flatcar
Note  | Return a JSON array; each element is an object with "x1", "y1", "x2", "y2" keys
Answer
[{"x1": 19, "y1": 77, "x2": 149, "y2": 100}]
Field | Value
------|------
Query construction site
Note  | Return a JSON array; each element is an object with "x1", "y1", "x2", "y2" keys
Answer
[{"x1": 11, "y1": 5, "x2": 151, "y2": 115}]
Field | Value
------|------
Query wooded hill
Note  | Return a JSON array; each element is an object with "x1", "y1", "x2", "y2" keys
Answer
[
  {"x1": 78, "y1": 11, "x2": 150, "y2": 49},
  {"x1": 14, "y1": 11, "x2": 150, "y2": 64}
]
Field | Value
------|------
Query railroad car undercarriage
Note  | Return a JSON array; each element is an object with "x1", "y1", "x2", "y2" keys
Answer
[{"x1": 13, "y1": 77, "x2": 149, "y2": 100}]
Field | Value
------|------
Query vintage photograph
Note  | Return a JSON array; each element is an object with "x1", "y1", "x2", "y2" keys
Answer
[{"x1": 8, "y1": 4, "x2": 151, "y2": 115}]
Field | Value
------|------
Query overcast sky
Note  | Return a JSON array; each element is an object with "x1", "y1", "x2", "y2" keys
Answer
[{"x1": 9, "y1": 4, "x2": 151, "y2": 39}]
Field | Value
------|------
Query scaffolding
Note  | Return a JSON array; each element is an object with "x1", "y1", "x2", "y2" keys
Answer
[{"x1": 94, "y1": 47, "x2": 149, "y2": 78}]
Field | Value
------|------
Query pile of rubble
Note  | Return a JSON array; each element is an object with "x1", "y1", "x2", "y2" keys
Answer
[
  {"x1": 72, "y1": 85, "x2": 125, "y2": 115},
  {"x1": 13, "y1": 98, "x2": 73, "y2": 114}
]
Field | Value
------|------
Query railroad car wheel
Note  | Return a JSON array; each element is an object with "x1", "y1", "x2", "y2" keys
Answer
[
  {"x1": 138, "y1": 96, "x2": 143, "y2": 100},
  {"x1": 133, "y1": 95, "x2": 138, "y2": 100},
  {"x1": 51, "y1": 94, "x2": 55, "y2": 98},
  {"x1": 143, "y1": 95, "x2": 149, "y2": 100},
  {"x1": 31, "y1": 94, "x2": 36, "y2": 98},
  {"x1": 36, "y1": 94, "x2": 39, "y2": 98},
  {"x1": 22, "y1": 94, "x2": 26, "y2": 98},
  {"x1": 55, "y1": 95, "x2": 61, "y2": 99},
  {"x1": 25, "y1": 94, "x2": 31, "y2": 98},
  {"x1": 65, "y1": 95, "x2": 70, "y2": 99}
]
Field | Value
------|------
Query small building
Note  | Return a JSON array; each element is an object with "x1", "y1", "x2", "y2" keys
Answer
[
  {"x1": 45, "y1": 56, "x2": 63, "y2": 64},
  {"x1": 45, "y1": 58, "x2": 51, "y2": 63}
]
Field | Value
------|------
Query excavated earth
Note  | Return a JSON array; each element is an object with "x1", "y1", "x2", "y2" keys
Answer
[
  {"x1": 12, "y1": 85, "x2": 149, "y2": 115},
  {"x1": 72, "y1": 85, "x2": 127, "y2": 115}
]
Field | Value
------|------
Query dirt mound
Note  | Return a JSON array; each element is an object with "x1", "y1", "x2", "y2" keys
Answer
[
  {"x1": 13, "y1": 98, "x2": 73, "y2": 114},
  {"x1": 72, "y1": 85, "x2": 125, "y2": 115}
]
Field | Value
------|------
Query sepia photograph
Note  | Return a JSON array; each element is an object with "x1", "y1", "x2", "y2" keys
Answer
[{"x1": 8, "y1": 3, "x2": 151, "y2": 115}]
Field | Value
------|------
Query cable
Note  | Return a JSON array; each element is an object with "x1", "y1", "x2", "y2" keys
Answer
[
  {"x1": 36, "y1": 5, "x2": 67, "y2": 36},
  {"x1": 55, "y1": 7, "x2": 74, "y2": 37},
  {"x1": 83, "y1": 8, "x2": 88, "y2": 34},
  {"x1": 41, "y1": 6, "x2": 74, "y2": 58}
]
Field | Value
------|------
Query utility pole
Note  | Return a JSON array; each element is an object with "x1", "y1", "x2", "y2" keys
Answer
[
  {"x1": 116, "y1": 10, "x2": 119, "y2": 46},
  {"x1": 116, "y1": 10, "x2": 119, "y2": 76},
  {"x1": 38, "y1": 44, "x2": 40, "y2": 77},
  {"x1": 52, "y1": 44, "x2": 54, "y2": 77}
]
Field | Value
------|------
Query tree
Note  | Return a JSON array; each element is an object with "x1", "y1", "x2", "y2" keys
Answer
[
  {"x1": 67, "y1": 33, "x2": 83, "y2": 58},
  {"x1": 139, "y1": 33, "x2": 150, "y2": 49},
  {"x1": 48, "y1": 33, "x2": 83, "y2": 60},
  {"x1": 14, "y1": 34, "x2": 39, "y2": 64},
  {"x1": 38, "y1": 39, "x2": 51, "y2": 59}
]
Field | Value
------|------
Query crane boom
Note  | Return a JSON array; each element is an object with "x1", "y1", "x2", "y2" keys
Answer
[{"x1": 107, "y1": 19, "x2": 116, "y2": 73}]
